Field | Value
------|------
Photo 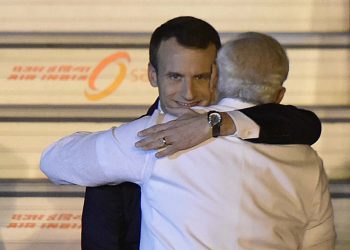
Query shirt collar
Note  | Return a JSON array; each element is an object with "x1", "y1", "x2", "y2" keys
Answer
[
  {"x1": 215, "y1": 98, "x2": 256, "y2": 110},
  {"x1": 157, "y1": 101, "x2": 165, "y2": 114}
]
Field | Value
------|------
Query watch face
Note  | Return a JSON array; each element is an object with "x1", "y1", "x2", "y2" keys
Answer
[{"x1": 209, "y1": 112, "x2": 222, "y2": 126}]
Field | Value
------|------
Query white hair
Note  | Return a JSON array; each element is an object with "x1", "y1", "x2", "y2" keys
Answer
[{"x1": 217, "y1": 32, "x2": 289, "y2": 104}]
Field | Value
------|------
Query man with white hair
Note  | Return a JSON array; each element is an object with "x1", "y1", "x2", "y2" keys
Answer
[
  {"x1": 216, "y1": 32, "x2": 289, "y2": 104},
  {"x1": 41, "y1": 32, "x2": 335, "y2": 249}
]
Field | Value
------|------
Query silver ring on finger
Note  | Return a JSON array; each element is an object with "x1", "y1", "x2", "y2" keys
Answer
[{"x1": 161, "y1": 137, "x2": 168, "y2": 147}]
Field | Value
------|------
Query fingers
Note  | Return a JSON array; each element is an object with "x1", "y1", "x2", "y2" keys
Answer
[
  {"x1": 136, "y1": 135, "x2": 171, "y2": 150},
  {"x1": 136, "y1": 113, "x2": 206, "y2": 156},
  {"x1": 135, "y1": 134, "x2": 177, "y2": 158},
  {"x1": 155, "y1": 146, "x2": 177, "y2": 158},
  {"x1": 138, "y1": 122, "x2": 173, "y2": 137},
  {"x1": 135, "y1": 137, "x2": 161, "y2": 150},
  {"x1": 137, "y1": 124, "x2": 163, "y2": 137},
  {"x1": 138, "y1": 113, "x2": 199, "y2": 137}
]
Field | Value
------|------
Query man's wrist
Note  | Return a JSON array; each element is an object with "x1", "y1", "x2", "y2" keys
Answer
[
  {"x1": 220, "y1": 112, "x2": 237, "y2": 136},
  {"x1": 207, "y1": 111, "x2": 222, "y2": 137},
  {"x1": 226, "y1": 110, "x2": 260, "y2": 139}
]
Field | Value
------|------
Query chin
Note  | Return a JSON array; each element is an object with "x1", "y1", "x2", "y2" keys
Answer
[{"x1": 165, "y1": 107, "x2": 188, "y2": 117}]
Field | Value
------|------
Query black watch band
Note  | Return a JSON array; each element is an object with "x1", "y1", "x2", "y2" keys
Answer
[{"x1": 212, "y1": 124, "x2": 220, "y2": 138}]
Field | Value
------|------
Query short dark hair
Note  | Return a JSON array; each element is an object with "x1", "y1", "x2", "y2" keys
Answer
[{"x1": 149, "y1": 16, "x2": 221, "y2": 70}]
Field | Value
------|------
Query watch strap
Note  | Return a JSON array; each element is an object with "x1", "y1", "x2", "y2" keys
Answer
[
  {"x1": 212, "y1": 124, "x2": 220, "y2": 138},
  {"x1": 208, "y1": 111, "x2": 222, "y2": 138}
]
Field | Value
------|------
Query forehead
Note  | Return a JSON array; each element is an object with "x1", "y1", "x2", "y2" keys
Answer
[{"x1": 157, "y1": 37, "x2": 217, "y2": 73}]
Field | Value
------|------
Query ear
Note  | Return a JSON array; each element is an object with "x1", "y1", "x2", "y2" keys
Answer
[
  {"x1": 275, "y1": 87, "x2": 286, "y2": 103},
  {"x1": 148, "y1": 63, "x2": 158, "y2": 87}
]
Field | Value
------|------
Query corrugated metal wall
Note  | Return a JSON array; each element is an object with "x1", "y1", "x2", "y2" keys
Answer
[
  {"x1": 0, "y1": 0, "x2": 349, "y2": 179},
  {"x1": 0, "y1": 1, "x2": 349, "y2": 248},
  {"x1": 0, "y1": 0, "x2": 348, "y2": 32}
]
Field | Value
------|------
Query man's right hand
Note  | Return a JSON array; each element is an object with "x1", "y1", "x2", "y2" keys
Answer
[{"x1": 135, "y1": 111, "x2": 236, "y2": 158}]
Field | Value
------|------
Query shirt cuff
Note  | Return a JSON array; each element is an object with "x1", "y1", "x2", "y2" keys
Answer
[{"x1": 227, "y1": 111, "x2": 260, "y2": 139}]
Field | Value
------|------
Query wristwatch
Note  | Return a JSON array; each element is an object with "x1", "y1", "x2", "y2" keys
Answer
[{"x1": 207, "y1": 111, "x2": 222, "y2": 138}]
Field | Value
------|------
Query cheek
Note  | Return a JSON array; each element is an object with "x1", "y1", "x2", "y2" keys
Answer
[
  {"x1": 159, "y1": 81, "x2": 182, "y2": 98},
  {"x1": 194, "y1": 84, "x2": 211, "y2": 98},
  {"x1": 194, "y1": 87, "x2": 212, "y2": 105}
]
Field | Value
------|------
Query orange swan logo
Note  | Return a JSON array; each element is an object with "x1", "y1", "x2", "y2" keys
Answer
[{"x1": 85, "y1": 52, "x2": 131, "y2": 101}]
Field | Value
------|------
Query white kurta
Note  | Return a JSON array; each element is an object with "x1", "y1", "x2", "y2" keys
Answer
[{"x1": 41, "y1": 98, "x2": 336, "y2": 250}]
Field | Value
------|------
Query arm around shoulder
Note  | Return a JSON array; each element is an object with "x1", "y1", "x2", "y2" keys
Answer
[
  {"x1": 40, "y1": 131, "x2": 113, "y2": 186},
  {"x1": 41, "y1": 120, "x2": 151, "y2": 186},
  {"x1": 239, "y1": 103, "x2": 321, "y2": 145}
]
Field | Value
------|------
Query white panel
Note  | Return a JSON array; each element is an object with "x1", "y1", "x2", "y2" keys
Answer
[
  {"x1": 0, "y1": 197, "x2": 82, "y2": 250},
  {"x1": 0, "y1": 49, "x2": 158, "y2": 105},
  {"x1": 0, "y1": 48, "x2": 349, "y2": 106},
  {"x1": 282, "y1": 49, "x2": 350, "y2": 105},
  {"x1": 0, "y1": 197, "x2": 348, "y2": 249},
  {"x1": 0, "y1": 0, "x2": 348, "y2": 32},
  {"x1": 0, "y1": 122, "x2": 349, "y2": 180},
  {"x1": 0, "y1": 122, "x2": 119, "y2": 179},
  {"x1": 313, "y1": 123, "x2": 350, "y2": 180}
]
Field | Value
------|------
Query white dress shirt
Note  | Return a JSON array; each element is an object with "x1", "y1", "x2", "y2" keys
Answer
[{"x1": 41, "y1": 98, "x2": 336, "y2": 250}]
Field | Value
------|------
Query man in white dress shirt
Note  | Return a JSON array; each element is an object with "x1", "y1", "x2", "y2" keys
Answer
[{"x1": 41, "y1": 32, "x2": 335, "y2": 249}]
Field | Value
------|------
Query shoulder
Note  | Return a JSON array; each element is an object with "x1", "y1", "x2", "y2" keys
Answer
[
  {"x1": 245, "y1": 143, "x2": 323, "y2": 177},
  {"x1": 113, "y1": 111, "x2": 160, "y2": 143},
  {"x1": 115, "y1": 115, "x2": 152, "y2": 135}
]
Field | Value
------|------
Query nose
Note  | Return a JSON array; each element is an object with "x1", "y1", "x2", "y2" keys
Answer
[{"x1": 183, "y1": 79, "x2": 194, "y2": 100}]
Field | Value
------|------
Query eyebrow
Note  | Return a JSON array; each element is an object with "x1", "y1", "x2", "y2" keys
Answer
[
  {"x1": 194, "y1": 72, "x2": 211, "y2": 77},
  {"x1": 166, "y1": 71, "x2": 183, "y2": 76},
  {"x1": 165, "y1": 71, "x2": 212, "y2": 77},
  {"x1": 164, "y1": 72, "x2": 185, "y2": 79}
]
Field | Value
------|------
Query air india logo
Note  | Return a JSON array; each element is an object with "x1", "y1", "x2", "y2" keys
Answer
[
  {"x1": 6, "y1": 51, "x2": 137, "y2": 102},
  {"x1": 85, "y1": 52, "x2": 131, "y2": 101}
]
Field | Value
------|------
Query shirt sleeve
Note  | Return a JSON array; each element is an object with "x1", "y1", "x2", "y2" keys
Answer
[
  {"x1": 239, "y1": 103, "x2": 321, "y2": 145},
  {"x1": 227, "y1": 110, "x2": 260, "y2": 139},
  {"x1": 301, "y1": 161, "x2": 336, "y2": 249},
  {"x1": 40, "y1": 117, "x2": 153, "y2": 186}
]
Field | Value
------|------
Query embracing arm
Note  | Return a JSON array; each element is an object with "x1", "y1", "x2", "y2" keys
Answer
[
  {"x1": 41, "y1": 130, "x2": 119, "y2": 186},
  {"x1": 40, "y1": 124, "x2": 148, "y2": 186},
  {"x1": 136, "y1": 102, "x2": 321, "y2": 157},
  {"x1": 240, "y1": 103, "x2": 321, "y2": 145}
]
